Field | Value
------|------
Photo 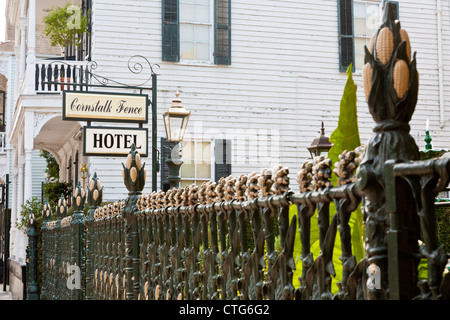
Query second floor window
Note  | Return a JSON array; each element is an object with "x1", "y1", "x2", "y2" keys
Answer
[
  {"x1": 180, "y1": 0, "x2": 212, "y2": 61},
  {"x1": 338, "y1": 0, "x2": 399, "y2": 72},
  {"x1": 353, "y1": 1, "x2": 380, "y2": 70},
  {"x1": 162, "y1": 0, "x2": 231, "y2": 65}
]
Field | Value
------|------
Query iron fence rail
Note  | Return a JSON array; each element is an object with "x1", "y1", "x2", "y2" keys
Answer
[{"x1": 36, "y1": 147, "x2": 450, "y2": 300}]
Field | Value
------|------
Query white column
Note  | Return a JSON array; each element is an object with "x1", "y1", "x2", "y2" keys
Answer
[
  {"x1": 17, "y1": 164, "x2": 24, "y2": 218},
  {"x1": 14, "y1": 26, "x2": 20, "y2": 101},
  {"x1": 9, "y1": 168, "x2": 18, "y2": 259},
  {"x1": 10, "y1": 150, "x2": 18, "y2": 226},
  {"x1": 18, "y1": 17, "x2": 27, "y2": 81},
  {"x1": 25, "y1": 0, "x2": 36, "y2": 94},
  {"x1": 24, "y1": 150, "x2": 33, "y2": 201},
  {"x1": 23, "y1": 111, "x2": 34, "y2": 202},
  {"x1": 17, "y1": 162, "x2": 27, "y2": 262},
  {"x1": 9, "y1": 145, "x2": 20, "y2": 259},
  {"x1": 14, "y1": 163, "x2": 24, "y2": 260}
]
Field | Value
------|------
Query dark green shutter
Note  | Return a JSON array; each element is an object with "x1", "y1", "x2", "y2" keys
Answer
[
  {"x1": 160, "y1": 137, "x2": 178, "y2": 191},
  {"x1": 162, "y1": 0, "x2": 179, "y2": 62},
  {"x1": 214, "y1": 139, "x2": 232, "y2": 181},
  {"x1": 214, "y1": 0, "x2": 231, "y2": 65},
  {"x1": 338, "y1": 0, "x2": 354, "y2": 72}
]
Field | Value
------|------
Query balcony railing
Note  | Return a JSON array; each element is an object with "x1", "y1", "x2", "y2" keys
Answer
[{"x1": 34, "y1": 60, "x2": 92, "y2": 93}]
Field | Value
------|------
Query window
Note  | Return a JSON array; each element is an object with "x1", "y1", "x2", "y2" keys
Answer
[
  {"x1": 180, "y1": 140, "x2": 212, "y2": 187},
  {"x1": 67, "y1": 156, "x2": 72, "y2": 184},
  {"x1": 162, "y1": 0, "x2": 231, "y2": 64},
  {"x1": 338, "y1": 0, "x2": 398, "y2": 72},
  {"x1": 354, "y1": 1, "x2": 380, "y2": 70},
  {"x1": 160, "y1": 138, "x2": 232, "y2": 190},
  {"x1": 180, "y1": 0, "x2": 212, "y2": 61}
]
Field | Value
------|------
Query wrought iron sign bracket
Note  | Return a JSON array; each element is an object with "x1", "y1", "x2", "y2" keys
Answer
[{"x1": 42, "y1": 55, "x2": 160, "y2": 191}]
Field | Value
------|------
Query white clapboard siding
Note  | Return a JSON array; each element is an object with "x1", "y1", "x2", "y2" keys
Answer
[
  {"x1": 86, "y1": 0, "x2": 450, "y2": 201},
  {"x1": 31, "y1": 150, "x2": 47, "y2": 200}
]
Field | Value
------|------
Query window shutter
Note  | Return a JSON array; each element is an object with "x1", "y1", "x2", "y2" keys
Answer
[
  {"x1": 214, "y1": 139, "x2": 232, "y2": 181},
  {"x1": 162, "y1": 0, "x2": 179, "y2": 62},
  {"x1": 160, "y1": 137, "x2": 178, "y2": 191},
  {"x1": 338, "y1": 0, "x2": 354, "y2": 72},
  {"x1": 214, "y1": 0, "x2": 231, "y2": 65}
]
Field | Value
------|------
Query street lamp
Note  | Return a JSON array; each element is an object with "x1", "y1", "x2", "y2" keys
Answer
[
  {"x1": 80, "y1": 163, "x2": 88, "y2": 189},
  {"x1": 163, "y1": 91, "x2": 191, "y2": 189},
  {"x1": 307, "y1": 121, "x2": 333, "y2": 160},
  {"x1": 163, "y1": 91, "x2": 191, "y2": 142}
]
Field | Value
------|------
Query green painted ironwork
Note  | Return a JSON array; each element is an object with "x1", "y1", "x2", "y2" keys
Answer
[{"x1": 26, "y1": 211, "x2": 39, "y2": 300}]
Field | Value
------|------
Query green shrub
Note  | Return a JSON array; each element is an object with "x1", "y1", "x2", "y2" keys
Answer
[
  {"x1": 435, "y1": 205, "x2": 450, "y2": 252},
  {"x1": 42, "y1": 181, "x2": 73, "y2": 208}
]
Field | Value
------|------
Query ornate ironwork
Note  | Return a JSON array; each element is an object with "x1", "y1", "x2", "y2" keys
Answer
[
  {"x1": 41, "y1": 55, "x2": 160, "y2": 89},
  {"x1": 34, "y1": 3, "x2": 450, "y2": 300},
  {"x1": 357, "y1": 1, "x2": 421, "y2": 299},
  {"x1": 37, "y1": 140, "x2": 450, "y2": 300},
  {"x1": 26, "y1": 211, "x2": 39, "y2": 300}
]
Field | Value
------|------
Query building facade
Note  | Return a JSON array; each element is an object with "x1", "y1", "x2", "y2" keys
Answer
[{"x1": 2, "y1": 0, "x2": 450, "y2": 298}]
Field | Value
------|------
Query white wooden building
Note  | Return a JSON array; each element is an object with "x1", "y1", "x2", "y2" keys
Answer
[{"x1": 3, "y1": 0, "x2": 450, "y2": 298}]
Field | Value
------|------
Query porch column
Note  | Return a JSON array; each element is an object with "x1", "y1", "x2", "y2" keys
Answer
[
  {"x1": 25, "y1": 0, "x2": 36, "y2": 94},
  {"x1": 9, "y1": 167, "x2": 18, "y2": 259},
  {"x1": 24, "y1": 111, "x2": 34, "y2": 202},
  {"x1": 24, "y1": 151, "x2": 33, "y2": 202},
  {"x1": 17, "y1": 164, "x2": 24, "y2": 220},
  {"x1": 14, "y1": 26, "x2": 20, "y2": 101},
  {"x1": 18, "y1": 17, "x2": 27, "y2": 81},
  {"x1": 18, "y1": 159, "x2": 27, "y2": 262},
  {"x1": 15, "y1": 163, "x2": 24, "y2": 260},
  {"x1": 9, "y1": 148, "x2": 18, "y2": 258},
  {"x1": 10, "y1": 152, "x2": 18, "y2": 227}
]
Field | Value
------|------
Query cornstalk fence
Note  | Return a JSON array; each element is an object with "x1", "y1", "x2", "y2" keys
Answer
[
  {"x1": 25, "y1": 2, "x2": 450, "y2": 300},
  {"x1": 28, "y1": 142, "x2": 450, "y2": 300}
]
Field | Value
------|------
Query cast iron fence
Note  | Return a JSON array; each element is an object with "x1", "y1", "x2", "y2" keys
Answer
[
  {"x1": 30, "y1": 143, "x2": 450, "y2": 300},
  {"x1": 25, "y1": 2, "x2": 450, "y2": 300}
]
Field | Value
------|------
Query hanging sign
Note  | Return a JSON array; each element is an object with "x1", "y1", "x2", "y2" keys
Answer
[
  {"x1": 63, "y1": 91, "x2": 148, "y2": 123},
  {"x1": 83, "y1": 126, "x2": 148, "y2": 157}
]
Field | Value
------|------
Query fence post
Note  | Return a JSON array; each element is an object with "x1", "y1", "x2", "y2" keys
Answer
[
  {"x1": 122, "y1": 144, "x2": 146, "y2": 299},
  {"x1": 56, "y1": 195, "x2": 68, "y2": 299},
  {"x1": 85, "y1": 173, "x2": 103, "y2": 300},
  {"x1": 356, "y1": 2, "x2": 421, "y2": 299},
  {"x1": 26, "y1": 211, "x2": 39, "y2": 300},
  {"x1": 71, "y1": 182, "x2": 86, "y2": 300}
]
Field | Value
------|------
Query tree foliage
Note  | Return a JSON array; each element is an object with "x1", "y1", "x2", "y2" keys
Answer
[
  {"x1": 328, "y1": 63, "x2": 361, "y2": 185},
  {"x1": 43, "y1": 3, "x2": 89, "y2": 49},
  {"x1": 290, "y1": 64, "x2": 365, "y2": 294},
  {"x1": 40, "y1": 150, "x2": 59, "y2": 180}
]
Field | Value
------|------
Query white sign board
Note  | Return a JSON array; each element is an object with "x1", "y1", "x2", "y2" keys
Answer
[
  {"x1": 83, "y1": 126, "x2": 148, "y2": 157},
  {"x1": 63, "y1": 91, "x2": 148, "y2": 123}
]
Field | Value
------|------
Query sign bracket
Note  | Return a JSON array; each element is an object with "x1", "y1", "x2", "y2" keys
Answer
[{"x1": 44, "y1": 55, "x2": 160, "y2": 191}]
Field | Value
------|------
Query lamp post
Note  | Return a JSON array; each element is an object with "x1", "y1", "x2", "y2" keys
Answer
[
  {"x1": 80, "y1": 163, "x2": 88, "y2": 189},
  {"x1": 424, "y1": 119, "x2": 432, "y2": 150},
  {"x1": 307, "y1": 121, "x2": 333, "y2": 160},
  {"x1": 163, "y1": 91, "x2": 191, "y2": 189}
]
